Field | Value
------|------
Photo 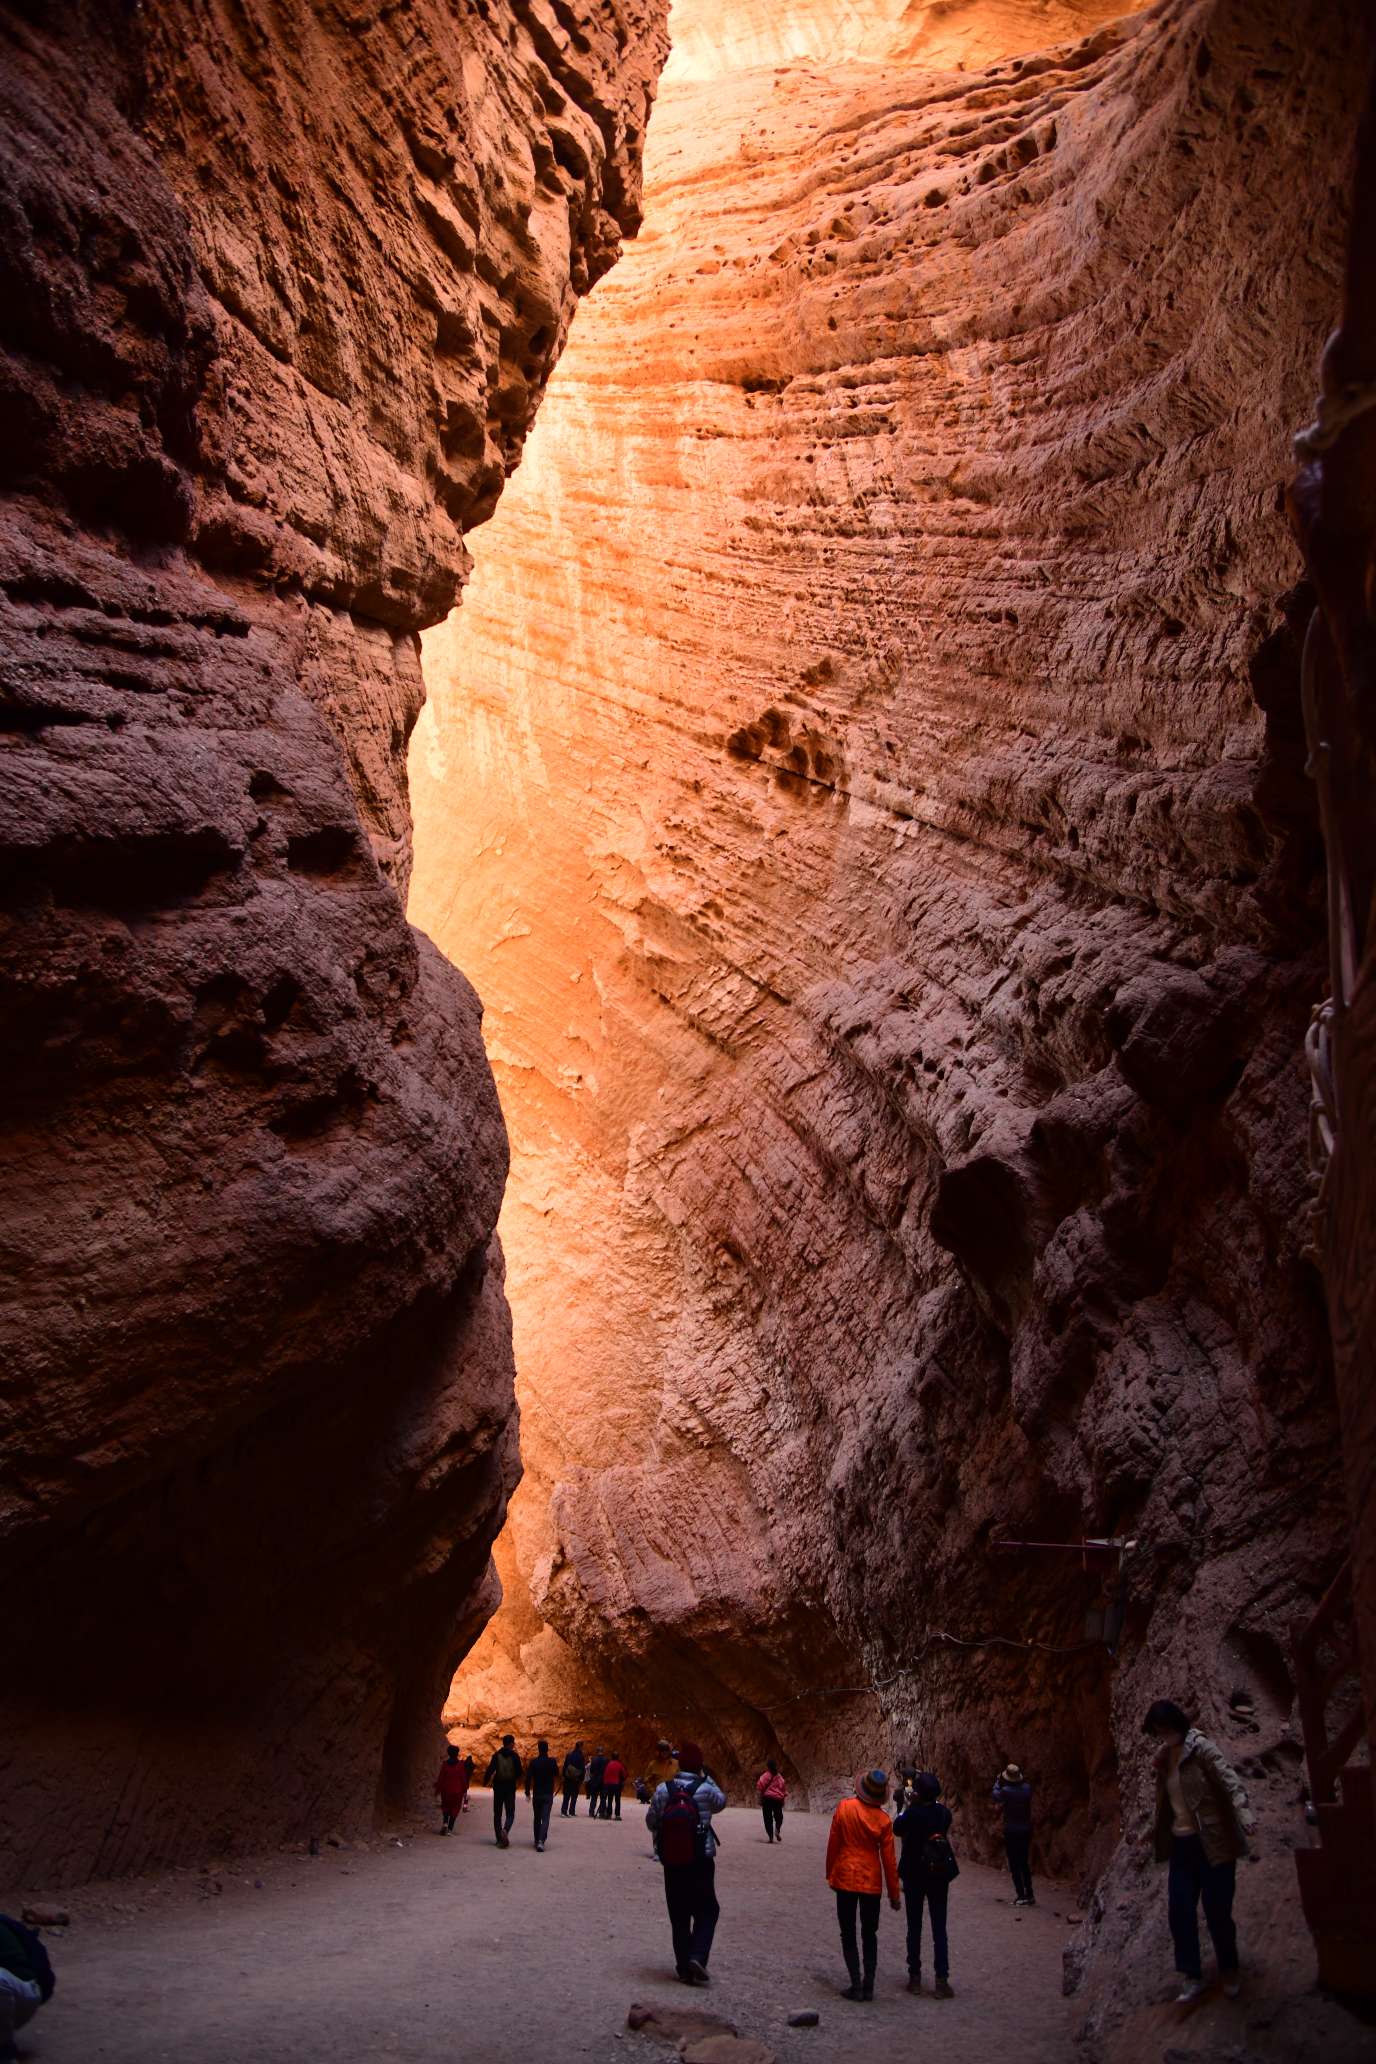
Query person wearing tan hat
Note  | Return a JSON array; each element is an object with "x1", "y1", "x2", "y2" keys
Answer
[
  {"x1": 824, "y1": 1769, "x2": 901, "y2": 2000},
  {"x1": 992, "y1": 1763, "x2": 1035, "y2": 1905}
]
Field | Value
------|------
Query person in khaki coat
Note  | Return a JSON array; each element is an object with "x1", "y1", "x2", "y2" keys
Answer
[{"x1": 1143, "y1": 1699, "x2": 1256, "y2": 2003}]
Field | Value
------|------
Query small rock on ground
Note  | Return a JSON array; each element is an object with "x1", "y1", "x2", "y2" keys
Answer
[
  {"x1": 679, "y1": 2042, "x2": 776, "y2": 2064},
  {"x1": 786, "y1": 2009, "x2": 819, "y2": 2026},
  {"x1": 626, "y1": 2002, "x2": 737, "y2": 2044}
]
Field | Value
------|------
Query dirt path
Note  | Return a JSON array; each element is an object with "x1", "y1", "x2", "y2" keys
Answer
[{"x1": 30, "y1": 1799, "x2": 1076, "y2": 2062}]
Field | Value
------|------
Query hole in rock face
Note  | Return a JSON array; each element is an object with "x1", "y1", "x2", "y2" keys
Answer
[{"x1": 405, "y1": 0, "x2": 1353, "y2": 1929}]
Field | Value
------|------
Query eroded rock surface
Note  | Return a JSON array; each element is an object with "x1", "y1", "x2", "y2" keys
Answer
[
  {"x1": 0, "y1": 0, "x2": 666, "y2": 1884},
  {"x1": 410, "y1": 0, "x2": 1366, "y2": 2042}
]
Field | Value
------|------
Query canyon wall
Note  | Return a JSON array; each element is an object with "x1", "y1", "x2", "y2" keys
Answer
[
  {"x1": 0, "y1": 0, "x2": 666, "y2": 1885},
  {"x1": 410, "y1": 0, "x2": 1368, "y2": 2047}
]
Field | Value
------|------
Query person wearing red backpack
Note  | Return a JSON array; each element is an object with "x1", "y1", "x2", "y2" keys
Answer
[{"x1": 646, "y1": 1740, "x2": 726, "y2": 1985}]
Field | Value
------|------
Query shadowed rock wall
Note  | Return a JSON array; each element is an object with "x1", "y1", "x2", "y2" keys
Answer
[
  {"x1": 0, "y1": 0, "x2": 666, "y2": 1885},
  {"x1": 410, "y1": 0, "x2": 1368, "y2": 2046}
]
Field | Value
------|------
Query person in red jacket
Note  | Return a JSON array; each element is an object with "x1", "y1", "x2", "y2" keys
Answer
[
  {"x1": 601, "y1": 1753, "x2": 627, "y2": 1819},
  {"x1": 435, "y1": 1744, "x2": 469, "y2": 1834},
  {"x1": 825, "y1": 1769, "x2": 901, "y2": 2001}
]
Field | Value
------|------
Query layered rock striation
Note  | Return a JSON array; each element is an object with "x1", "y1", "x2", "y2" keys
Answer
[
  {"x1": 411, "y1": 0, "x2": 1368, "y2": 2041},
  {"x1": 0, "y1": 0, "x2": 666, "y2": 1884}
]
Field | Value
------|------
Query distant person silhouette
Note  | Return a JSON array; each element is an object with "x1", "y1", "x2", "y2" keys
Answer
[
  {"x1": 435, "y1": 1744, "x2": 469, "y2": 1834},
  {"x1": 524, "y1": 1738, "x2": 560, "y2": 1851},
  {"x1": 484, "y1": 1736, "x2": 523, "y2": 1848},
  {"x1": 756, "y1": 1759, "x2": 787, "y2": 1842},
  {"x1": 587, "y1": 1747, "x2": 607, "y2": 1820},
  {"x1": 601, "y1": 1753, "x2": 626, "y2": 1819},
  {"x1": 992, "y1": 1764, "x2": 1035, "y2": 1906},
  {"x1": 561, "y1": 1741, "x2": 586, "y2": 1817}
]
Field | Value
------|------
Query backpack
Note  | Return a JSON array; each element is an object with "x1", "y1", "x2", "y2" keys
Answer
[
  {"x1": 0, "y1": 1915, "x2": 56, "y2": 2003},
  {"x1": 659, "y1": 1776, "x2": 708, "y2": 1867},
  {"x1": 917, "y1": 1831, "x2": 959, "y2": 1884},
  {"x1": 494, "y1": 1749, "x2": 520, "y2": 1786}
]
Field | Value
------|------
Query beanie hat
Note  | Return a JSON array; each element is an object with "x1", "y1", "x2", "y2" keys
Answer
[
  {"x1": 915, "y1": 1770, "x2": 941, "y2": 1800},
  {"x1": 856, "y1": 1767, "x2": 889, "y2": 1806},
  {"x1": 1001, "y1": 1763, "x2": 1023, "y2": 1783},
  {"x1": 677, "y1": 1740, "x2": 704, "y2": 1771}
]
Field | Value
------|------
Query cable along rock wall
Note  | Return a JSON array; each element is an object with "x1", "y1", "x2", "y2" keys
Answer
[
  {"x1": 410, "y1": 0, "x2": 1368, "y2": 2042},
  {"x1": 0, "y1": 0, "x2": 667, "y2": 1886}
]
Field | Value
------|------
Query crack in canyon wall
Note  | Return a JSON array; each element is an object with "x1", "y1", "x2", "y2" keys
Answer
[
  {"x1": 409, "y1": 0, "x2": 1368, "y2": 2045},
  {"x1": 0, "y1": 0, "x2": 667, "y2": 1886}
]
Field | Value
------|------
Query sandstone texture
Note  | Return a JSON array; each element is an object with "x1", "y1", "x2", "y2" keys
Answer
[
  {"x1": 410, "y1": 0, "x2": 1368, "y2": 2046},
  {"x1": 0, "y1": 0, "x2": 666, "y2": 1885}
]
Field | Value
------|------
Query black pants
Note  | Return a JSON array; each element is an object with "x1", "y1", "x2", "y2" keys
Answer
[
  {"x1": 761, "y1": 1797, "x2": 784, "y2": 1839},
  {"x1": 1004, "y1": 1829, "x2": 1033, "y2": 1901},
  {"x1": 904, "y1": 1877, "x2": 949, "y2": 1979},
  {"x1": 600, "y1": 1783, "x2": 623, "y2": 1819},
  {"x1": 441, "y1": 1809, "x2": 458, "y2": 1832},
  {"x1": 663, "y1": 1859, "x2": 719, "y2": 1974},
  {"x1": 835, "y1": 1888, "x2": 880, "y2": 1989},
  {"x1": 561, "y1": 1778, "x2": 581, "y2": 1815},
  {"x1": 1168, "y1": 1836, "x2": 1238, "y2": 1978},
  {"x1": 530, "y1": 1793, "x2": 553, "y2": 1845},
  {"x1": 587, "y1": 1784, "x2": 603, "y2": 1817},
  {"x1": 492, "y1": 1785, "x2": 516, "y2": 1840}
]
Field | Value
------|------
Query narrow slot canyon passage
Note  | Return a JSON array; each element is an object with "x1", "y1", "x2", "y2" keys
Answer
[
  {"x1": 406, "y1": 6, "x2": 1369, "y2": 2060},
  {"x1": 3, "y1": 0, "x2": 1375, "y2": 2061}
]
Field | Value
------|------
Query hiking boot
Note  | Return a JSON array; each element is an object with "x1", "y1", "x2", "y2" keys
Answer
[
  {"x1": 1221, "y1": 1972, "x2": 1241, "y2": 2000},
  {"x1": 687, "y1": 1960, "x2": 711, "y2": 1986},
  {"x1": 1175, "y1": 1979, "x2": 1208, "y2": 2004},
  {"x1": 842, "y1": 1986, "x2": 865, "y2": 2002},
  {"x1": 934, "y1": 1979, "x2": 954, "y2": 1999},
  {"x1": 907, "y1": 1976, "x2": 922, "y2": 1994},
  {"x1": 860, "y1": 1982, "x2": 874, "y2": 2001}
]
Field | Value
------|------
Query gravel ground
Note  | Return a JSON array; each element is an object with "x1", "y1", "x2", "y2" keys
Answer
[{"x1": 24, "y1": 1799, "x2": 1076, "y2": 2062}]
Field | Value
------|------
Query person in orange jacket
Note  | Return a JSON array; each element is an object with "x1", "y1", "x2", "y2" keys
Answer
[{"x1": 825, "y1": 1769, "x2": 901, "y2": 2001}]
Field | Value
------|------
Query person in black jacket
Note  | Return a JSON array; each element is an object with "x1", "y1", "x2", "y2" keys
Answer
[
  {"x1": 894, "y1": 1772, "x2": 955, "y2": 1997},
  {"x1": 524, "y1": 1739, "x2": 560, "y2": 1851},
  {"x1": 561, "y1": 1741, "x2": 586, "y2": 1817},
  {"x1": 0, "y1": 1914, "x2": 55, "y2": 2062},
  {"x1": 484, "y1": 1736, "x2": 524, "y2": 1848},
  {"x1": 587, "y1": 1748, "x2": 608, "y2": 1820},
  {"x1": 993, "y1": 1764, "x2": 1035, "y2": 1905}
]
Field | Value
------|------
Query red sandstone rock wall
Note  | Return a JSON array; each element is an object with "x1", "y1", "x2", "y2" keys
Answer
[
  {"x1": 410, "y1": 0, "x2": 1368, "y2": 2045},
  {"x1": 0, "y1": 0, "x2": 666, "y2": 1886}
]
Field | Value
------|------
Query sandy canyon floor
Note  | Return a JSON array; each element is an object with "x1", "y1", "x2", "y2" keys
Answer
[{"x1": 30, "y1": 1801, "x2": 1085, "y2": 2063}]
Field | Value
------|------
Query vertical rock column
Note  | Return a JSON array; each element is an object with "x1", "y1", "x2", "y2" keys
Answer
[{"x1": 0, "y1": 0, "x2": 667, "y2": 1885}]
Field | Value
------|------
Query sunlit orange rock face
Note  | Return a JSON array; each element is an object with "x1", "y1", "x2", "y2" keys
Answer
[
  {"x1": 411, "y1": 0, "x2": 1367, "y2": 2038},
  {"x1": 0, "y1": 0, "x2": 665, "y2": 1884}
]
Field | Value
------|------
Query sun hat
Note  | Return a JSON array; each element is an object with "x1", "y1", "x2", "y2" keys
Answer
[
  {"x1": 856, "y1": 1767, "x2": 889, "y2": 1805},
  {"x1": 1001, "y1": 1763, "x2": 1024, "y2": 1783}
]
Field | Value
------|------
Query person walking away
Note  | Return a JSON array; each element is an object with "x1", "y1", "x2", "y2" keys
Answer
[
  {"x1": 525, "y1": 1738, "x2": 560, "y2": 1851},
  {"x1": 1144, "y1": 1699, "x2": 1255, "y2": 2003},
  {"x1": 461, "y1": 1752, "x2": 475, "y2": 1809},
  {"x1": 484, "y1": 1735, "x2": 523, "y2": 1848},
  {"x1": 0, "y1": 1914, "x2": 55, "y2": 2063},
  {"x1": 647, "y1": 1740, "x2": 726, "y2": 1986},
  {"x1": 993, "y1": 1763, "x2": 1035, "y2": 1905},
  {"x1": 435, "y1": 1744, "x2": 469, "y2": 1833},
  {"x1": 602, "y1": 1752, "x2": 627, "y2": 1819},
  {"x1": 825, "y1": 1769, "x2": 901, "y2": 2001},
  {"x1": 587, "y1": 1747, "x2": 608, "y2": 1820},
  {"x1": 561, "y1": 1741, "x2": 586, "y2": 1817},
  {"x1": 895, "y1": 1771, "x2": 957, "y2": 1997},
  {"x1": 757, "y1": 1760, "x2": 787, "y2": 1841}
]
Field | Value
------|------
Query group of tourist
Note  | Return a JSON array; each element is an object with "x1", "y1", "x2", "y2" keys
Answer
[
  {"x1": 432, "y1": 1699, "x2": 1255, "y2": 2006},
  {"x1": 435, "y1": 1735, "x2": 631, "y2": 1851}
]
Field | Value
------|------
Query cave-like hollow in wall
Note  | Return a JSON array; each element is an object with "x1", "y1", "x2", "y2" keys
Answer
[{"x1": 407, "y1": 0, "x2": 1369, "y2": 2042}]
